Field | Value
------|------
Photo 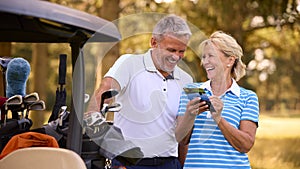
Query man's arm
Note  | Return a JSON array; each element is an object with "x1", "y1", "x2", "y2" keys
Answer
[{"x1": 87, "y1": 77, "x2": 120, "y2": 112}]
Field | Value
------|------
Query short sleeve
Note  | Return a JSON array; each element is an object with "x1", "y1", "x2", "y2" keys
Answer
[{"x1": 241, "y1": 90, "x2": 260, "y2": 126}]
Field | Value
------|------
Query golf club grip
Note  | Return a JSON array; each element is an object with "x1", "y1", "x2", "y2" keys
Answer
[{"x1": 59, "y1": 54, "x2": 67, "y2": 85}]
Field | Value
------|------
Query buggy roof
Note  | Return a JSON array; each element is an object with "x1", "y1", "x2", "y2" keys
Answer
[{"x1": 0, "y1": 0, "x2": 121, "y2": 43}]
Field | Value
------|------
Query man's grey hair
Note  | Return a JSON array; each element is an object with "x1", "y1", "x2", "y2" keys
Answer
[{"x1": 152, "y1": 14, "x2": 192, "y2": 42}]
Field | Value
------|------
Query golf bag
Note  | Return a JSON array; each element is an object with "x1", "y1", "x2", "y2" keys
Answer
[
  {"x1": 0, "y1": 92, "x2": 46, "y2": 153},
  {"x1": 0, "y1": 57, "x2": 47, "y2": 153},
  {"x1": 82, "y1": 112, "x2": 144, "y2": 168},
  {"x1": 43, "y1": 94, "x2": 144, "y2": 169},
  {"x1": 43, "y1": 54, "x2": 144, "y2": 168},
  {"x1": 0, "y1": 118, "x2": 32, "y2": 152},
  {"x1": 0, "y1": 55, "x2": 144, "y2": 168},
  {"x1": 0, "y1": 57, "x2": 62, "y2": 157}
]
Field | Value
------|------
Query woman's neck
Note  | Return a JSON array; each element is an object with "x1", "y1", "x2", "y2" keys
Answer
[{"x1": 210, "y1": 78, "x2": 232, "y2": 96}]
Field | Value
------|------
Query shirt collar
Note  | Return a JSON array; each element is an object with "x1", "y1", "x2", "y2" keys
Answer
[
  {"x1": 200, "y1": 79, "x2": 240, "y2": 97},
  {"x1": 144, "y1": 49, "x2": 180, "y2": 79}
]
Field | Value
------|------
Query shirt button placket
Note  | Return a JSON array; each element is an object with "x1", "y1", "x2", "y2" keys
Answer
[{"x1": 162, "y1": 79, "x2": 167, "y2": 92}]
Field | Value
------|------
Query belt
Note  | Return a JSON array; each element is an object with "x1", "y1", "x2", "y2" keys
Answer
[{"x1": 136, "y1": 157, "x2": 177, "y2": 166}]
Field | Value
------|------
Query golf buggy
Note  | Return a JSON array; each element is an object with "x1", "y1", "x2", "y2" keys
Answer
[{"x1": 0, "y1": 0, "x2": 143, "y2": 168}]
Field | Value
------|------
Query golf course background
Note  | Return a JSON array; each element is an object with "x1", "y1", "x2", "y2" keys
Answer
[{"x1": 248, "y1": 112, "x2": 300, "y2": 169}]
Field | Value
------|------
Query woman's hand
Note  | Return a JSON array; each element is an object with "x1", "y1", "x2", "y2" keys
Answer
[
  {"x1": 209, "y1": 96, "x2": 223, "y2": 123},
  {"x1": 175, "y1": 97, "x2": 208, "y2": 142},
  {"x1": 186, "y1": 97, "x2": 208, "y2": 116}
]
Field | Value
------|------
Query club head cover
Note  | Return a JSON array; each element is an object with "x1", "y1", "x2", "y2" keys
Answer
[{"x1": 6, "y1": 58, "x2": 31, "y2": 98}]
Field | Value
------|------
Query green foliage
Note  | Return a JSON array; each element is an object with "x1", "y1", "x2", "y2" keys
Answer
[{"x1": 10, "y1": 0, "x2": 300, "y2": 113}]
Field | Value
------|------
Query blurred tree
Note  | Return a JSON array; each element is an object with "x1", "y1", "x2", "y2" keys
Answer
[
  {"x1": 31, "y1": 44, "x2": 48, "y2": 101},
  {"x1": 13, "y1": 0, "x2": 299, "y2": 114},
  {"x1": 30, "y1": 43, "x2": 49, "y2": 128},
  {"x1": 97, "y1": 0, "x2": 121, "y2": 81},
  {"x1": 175, "y1": 0, "x2": 300, "y2": 113}
]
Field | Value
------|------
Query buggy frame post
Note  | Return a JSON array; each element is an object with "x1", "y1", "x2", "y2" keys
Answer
[{"x1": 67, "y1": 34, "x2": 86, "y2": 154}]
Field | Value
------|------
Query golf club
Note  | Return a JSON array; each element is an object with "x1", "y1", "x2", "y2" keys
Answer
[
  {"x1": 25, "y1": 100, "x2": 46, "y2": 118},
  {"x1": 104, "y1": 102, "x2": 122, "y2": 113},
  {"x1": 58, "y1": 106, "x2": 68, "y2": 126},
  {"x1": 4, "y1": 95, "x2": 23, "y2": 120},
  {"x1": 100, "y1": 89, "x2": 119, "y2": 111},
  {"x1": 22, "y1": 92, "x2": 40, "y2": 118},
  {"x1": 5, "y1": 95, "x2": 22, "y2": 106}
]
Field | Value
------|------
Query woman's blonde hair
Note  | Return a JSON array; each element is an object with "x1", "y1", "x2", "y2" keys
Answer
[{"x1": 199, "y1": 31, "x2": 246, "y2": 81}]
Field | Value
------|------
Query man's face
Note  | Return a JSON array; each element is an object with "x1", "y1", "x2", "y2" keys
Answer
[{"x1": 151, "y1": 35, "x2": 188, "y2": 74}]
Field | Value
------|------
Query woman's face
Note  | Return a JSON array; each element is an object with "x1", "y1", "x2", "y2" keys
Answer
[
  {"x1": 201, "y1": 43, "x2": 232, "y2": 80},
  {"x1": 151, "y1": 35, "x2": 188, "y2": 74}
]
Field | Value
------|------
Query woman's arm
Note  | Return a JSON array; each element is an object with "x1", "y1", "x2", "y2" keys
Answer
[
  {"x1": 210, "y1": 96, "x2": 258, "y2": 153},
  {"x1": 175, "y1": 97, "x2": 208, "y2": 142},
  {"x1": 217, "y1": 119, "x2": 257, "y2": 153}
]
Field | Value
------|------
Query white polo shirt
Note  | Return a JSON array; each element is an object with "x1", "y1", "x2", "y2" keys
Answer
[{"x1": 104, "y1": 49, "x2": 193, "y2": 158}]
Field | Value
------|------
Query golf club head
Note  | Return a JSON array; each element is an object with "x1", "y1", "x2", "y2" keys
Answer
[
  {"x1": 4, "y1": 95, "x2": 24, "y2": 119},
  {"x1": 5, "y1": 95, "x2": 23, "y2": 111},
  {"x1": 100, "y1": 89, "x2": 119, "y2": 111},
  {"x1": 5, "y1": 95, "x2": 23, "y2": 105},
  {"x1": 23, "y1": 92, "x2": 39, "y2": 104},
  {"x1": 106, "y1": 102, "x2": 122, "y2": 112},
  {"x1": 28, "y1": 100, "x2": 46, "y2": 111},
  {"x1": 102, "y1": 89, "x2": 119, "y2": 100},
  {"x1": 57, "y1": 106, "x2": 69, "y2": 126},
  {"x1": 58, "y1": 106, "x2": 68, "y2": 118}
]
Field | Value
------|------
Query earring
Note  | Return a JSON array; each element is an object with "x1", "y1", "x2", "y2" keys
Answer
[{"x1": 227, "y1": 64, "x2": 231, "y2": 67}]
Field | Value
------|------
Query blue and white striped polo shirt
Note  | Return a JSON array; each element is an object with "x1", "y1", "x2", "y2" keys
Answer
[{"x1": 178, "y1": 80, "x2": 259, "y2": 169}]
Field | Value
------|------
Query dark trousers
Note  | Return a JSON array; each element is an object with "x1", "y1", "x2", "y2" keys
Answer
[{"x1": 112, "y1": 157, "x2": 182, "y2": 169}]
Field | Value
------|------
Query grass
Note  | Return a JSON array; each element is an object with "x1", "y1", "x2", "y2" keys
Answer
[
  {"x1": 256, "y1": 115, "x2": 300, "y2": 139},
  {"x1": 248, "y1": 114, "x2": 300, "y2": 169}
]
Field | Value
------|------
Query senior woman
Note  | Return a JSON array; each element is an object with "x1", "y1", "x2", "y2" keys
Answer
[{"x1": 176, "y1": 31, "x2": 259, "y2": 168}]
